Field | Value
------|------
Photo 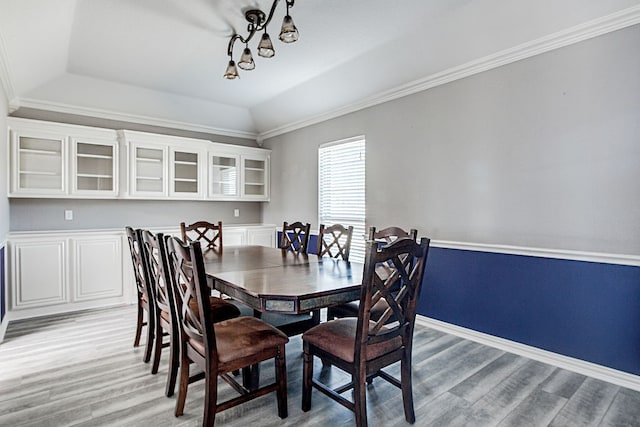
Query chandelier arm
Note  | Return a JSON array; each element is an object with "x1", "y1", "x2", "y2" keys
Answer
[
  {"x1": 227, "y1": 34, "x2": 248, "y2": 57},
  {"x1": 257, "y1": 0, "x2": 283, "y2": 32}
]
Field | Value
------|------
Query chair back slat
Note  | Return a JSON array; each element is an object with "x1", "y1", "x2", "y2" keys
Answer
[
  {"x1": 355, "y1": 237, "x2": 430, "y2": 353},
  {"x1": 317, "y1": 224, "x2": 353, "y2": 261},
  {"x1": 125, "y1": 226, "x2": 153, "y2": 301},
  {"x1": 280, "y1": 221, "x2": 311, "y2": 254},
  {"x1": 141, "y1": 231, "x2": 175, "y2": 320},
  {"x1": 180, "y1": 221, "x2": 223, "y2": 254},
  {"x1": 165, "y1": 236, "x2": 211, "y2": 352}
]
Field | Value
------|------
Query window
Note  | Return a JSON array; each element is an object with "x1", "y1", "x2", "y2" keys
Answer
[{"x1": 318, "y1": 137, "x2": 366, "y2": 263}]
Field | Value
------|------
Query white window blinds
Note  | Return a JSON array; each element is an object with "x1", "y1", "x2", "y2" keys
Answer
[{"x1": 318, "y1": 137, "x2": 366, "y2": 263}]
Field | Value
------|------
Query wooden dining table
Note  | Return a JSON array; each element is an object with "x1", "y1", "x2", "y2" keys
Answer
[
  {"x1": 202, "y1": 245, "x2": 364, "y2": 390},
  {"x1": 202, "y1": 245, "x2": 364, "y2": 317}
]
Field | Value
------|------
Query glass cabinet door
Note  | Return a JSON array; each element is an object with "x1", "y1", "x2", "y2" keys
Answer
[
  {"x1": 209, "y1": 153, "x2": 239, "y2": 198},
  {"x1": 132, "y1": 144, "x2": 166, "y2": 196},
  {"x1": 171, "y1": 150, "x2": 201, "y2": 197},
  {"x1": 73, "y1": 140, "x2": 117, "y2": 195},
  {"x1": 15, "y1": 133, "x2": 65, "y2": 194},
  {"x1": 242, "y1": 155, "x2": 269, "y2": 200}
]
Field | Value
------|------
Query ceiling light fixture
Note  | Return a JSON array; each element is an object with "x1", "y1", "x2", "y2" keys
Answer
[{"x1": 224, "y1": 0, "x2": 298, "y2": 79}]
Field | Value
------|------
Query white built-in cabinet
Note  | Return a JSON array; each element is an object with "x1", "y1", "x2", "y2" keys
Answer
[
  {"x1": 6, "y1": 225, "x2": 275, "y2": 320},
  {"x1": 9, "y1": 118, "x2": 118, "y2": 198},
  {"x1": 7, "y1": 118, "x2": 270, "y2": 201},
  {"x1": 8, "y1": 231, "x2": 125, "y2": 320}
]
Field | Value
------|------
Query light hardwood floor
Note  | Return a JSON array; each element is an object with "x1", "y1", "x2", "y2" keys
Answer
[{"x1": 1, "y1": 305, "x2": 639, "y2": 426}]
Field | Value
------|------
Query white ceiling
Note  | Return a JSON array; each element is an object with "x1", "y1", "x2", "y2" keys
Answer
[{"x1": 1, "y1": 0, "x2": 639, "y2": 140}]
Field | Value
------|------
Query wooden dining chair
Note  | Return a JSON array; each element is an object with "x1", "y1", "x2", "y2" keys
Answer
[
  {"x1": 316, "y1": 223, "x2": 354, "y2": 261},
  {"x1": 125, "y1": 226, "x2": 155, "y2": 363},
  {"x1": 280, "y1": 221, "x2": 311, "y2": 254},
  {"x1": 302, "y1": 236, "x2": 430, "y2": 427},
  {"x1": 165, "y1": 236, "x2": 289, "y2": 426},
  {"x1": 141, "y1": 230, "x2": 181, "y2": 397},
  {"x1": 327, "y1": 226, "x2": 418, "y2": 322},
  {"x1": 181, "y1": 221, "x2": 223, "y2": 254},
  {"x1": 142, "y1": 230, "x2": 241, "y2": 398}
]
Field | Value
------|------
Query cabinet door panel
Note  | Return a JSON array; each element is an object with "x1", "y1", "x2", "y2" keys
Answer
[
  {"x1": 223, "y1": 229, "x2": 246, "y2": 246},
  {"x1": 12, "y1": 241, "x2": 67, "y2": 308},
  {"x1": 248, "y1": 228, "x2": 275, "y2": 247},
  {"x1": 72, "y1": 237, "x2": 124, "y2": 301}
]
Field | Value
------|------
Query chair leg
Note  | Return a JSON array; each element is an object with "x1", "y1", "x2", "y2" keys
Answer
[
  {"x1": 151, "y1": 323, "x2": 163, "y2": 374},
  {"x1": 175, "y1": 351, "x2": 190, "y2": 417},
  {"x1": 165, "y1": 325, "x2": 179, "y2": 397},
  {"x1": 401, "y1": 351, "x2": 415, "y2": 424},
  {"x1": 301, "y1": 342, "x2": 313, "y2": 412},
  {"x1": 275, "y1": 345, "x2": 288, "y2": 418},
  {"x1": 133, "y1": 302, "x2": 143, "y2": 347},
  {"x1": 353, "y1": 370, "x2": 368, "y2": 427},
  {"x1": 202, "y1": 366, "x2": 217, "y2": 427},
  {"x1": 142, "y1": 309, "x2": 155, "y2": 363}
]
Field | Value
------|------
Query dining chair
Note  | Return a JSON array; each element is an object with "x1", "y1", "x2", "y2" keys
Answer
[
  {"x1": 327, "y1": 226, "x2": 418, "y2": 322},
  {"x1": 316, "y1": 223, "x2": 354, "y2": 261},
  {"x1": 142, "y1": 230, "x2": 241, "y2": 398},
  {"x1": 125, "y1": 226, "x2": 155, "y2": 363},
  {"x1": 302, "y1": 236, "x2": 430, "y2": 427},
  {"x1": 181, "y1": 221, "x2": 223, "y2": 254},
  {"x1": 141, "y1": 230, "x2": 181, "y2": 397},
  {"x1": 165, "y1": 236, "x2": 289, "y2": 426},
  {"x1": 279, "y1": 221, "x2": 311, "y2": 254}
]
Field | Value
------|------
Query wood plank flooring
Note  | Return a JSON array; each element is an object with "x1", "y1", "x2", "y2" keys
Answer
[{"x1": 1, "y1": 305, "x2": 639, "y2": 426}]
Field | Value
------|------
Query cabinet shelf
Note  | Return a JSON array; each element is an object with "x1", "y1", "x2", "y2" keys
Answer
[
  {"x1": 137, "y1": 157, "x2": 162, "y2": 163},
  {"x1": 77, "y1": 173, "x2": 113, "y2": 179},
  {"x1": 137, "y1": 176, "x2": 163, "y2": 181},
  {"x1": 245, "y1": 182, "x2": 265, "y2": 186},
  {"x1": 20, "y1": 170, "x2": 60, "y2": 176},
  {"x1": 174, "y1": 160, "x2": 197, "y2": 166},
  {"x1": 77, "y1": 153, "x2": 113, "y2": 160},
  {"x1": 19, "y1": 148, "x2": 61, "y2": 156},
  {"x1": 245, "y1": 167, "x2": 265, "y2": 172},
  {"x1": 174, "y1": 178, "x2": 197, "y2": 183}
]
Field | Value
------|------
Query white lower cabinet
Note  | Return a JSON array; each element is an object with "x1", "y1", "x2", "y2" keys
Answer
[
  {"x1": 71, "y1": 236, "x2": 123, "y2": 301},
  {"x1": 223, "y1": 228, "x2": 246, "y2": 246},
  {"x1": 247, "y1": 226, "x2": 276, "y2": 247},
  {"x1": 6, "y1": 225, "x2": 274, "y2": 320},
  {"x1": 11, "y1": 238, "x2": 67, "y2": 309},
  {"x1": 8, "y1": 231, "x2": 127, "y2": 320},
  {"x1": 222, "y1": 226, "x2": 275, "y2": 248}
]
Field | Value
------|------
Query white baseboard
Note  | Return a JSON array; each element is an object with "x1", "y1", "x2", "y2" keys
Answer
[
  {"x1": 416, "y1": 315, "x2": 640, "y2": 392},
  {"x1": 0, "y1": 316, "x2": 7, "y2": 343}
]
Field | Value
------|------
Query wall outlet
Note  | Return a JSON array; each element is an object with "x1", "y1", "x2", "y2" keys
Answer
[
  {"x1": 64, "y1": 210, "x2": 73, "y2": 221},
  {"x1": 234, "y1": 208, "x2": 240, "y2": 217}
]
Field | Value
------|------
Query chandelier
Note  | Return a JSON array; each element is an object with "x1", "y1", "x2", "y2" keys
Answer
[{"x1": 224, "y1": 0, "x2": 299, "y2": 79}]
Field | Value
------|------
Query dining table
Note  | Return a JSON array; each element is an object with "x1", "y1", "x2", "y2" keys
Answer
[
  {"x1": 202, "y1": 245, "x2": 364, "y2": 390},
  {"x1": 202, "y1": 245, "x2": 364, "y2": 317}
]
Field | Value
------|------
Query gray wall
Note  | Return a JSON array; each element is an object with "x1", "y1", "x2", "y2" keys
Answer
[
  {"x1": 9, "y1": 199, "x2": 262, "y2": 231},
  {"x1": 263, "y1": 25, "x2": 640, "y2": 255},
  {"x1": 7, "y1": 111, "x2": 265, "y2": 232}
]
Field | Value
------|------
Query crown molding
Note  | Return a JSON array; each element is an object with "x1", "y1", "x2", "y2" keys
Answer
[
  {"x1": 0, "y1": 31, "x2": 16, "y2": 108},
  {"x1": 13, "y1": 97, "x2": 259, "y2": 140},
  {"x1": 258, "y1": 5, "x2": 640, "y2": 141},
  {"x1": 416, "y1": 316, "x2": 640, "y2": 392}
]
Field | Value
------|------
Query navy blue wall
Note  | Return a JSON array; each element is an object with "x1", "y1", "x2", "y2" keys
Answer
[{"x1": 419, "y1": 247, "x2": 640, "y2": 375}]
